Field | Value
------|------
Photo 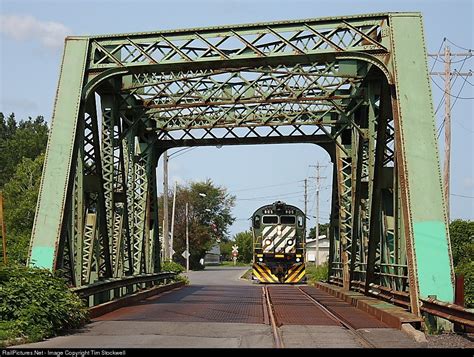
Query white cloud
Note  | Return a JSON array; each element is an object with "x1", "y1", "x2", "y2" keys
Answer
[{"x1": 0, "y1": 14, "x2": 71, "y2": 49}]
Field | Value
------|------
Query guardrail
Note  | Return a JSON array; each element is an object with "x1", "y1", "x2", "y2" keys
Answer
[
  {"x1": 329, "y1": 279, "x2": 474, "y2": 331},
  {"x1": 72, "y1": 272, "x2": 177, "y2": 307}
]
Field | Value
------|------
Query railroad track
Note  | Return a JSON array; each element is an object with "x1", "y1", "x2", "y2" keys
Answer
[
  {"x1": 262, "y1": 286, "x2": 284, "y2": 348},
  {"x1": 296, "y1": 286, "x2": 376, "y2": 348},
  {"x1": 263, "y1": 285, "x2": 376, "y2": 348}
]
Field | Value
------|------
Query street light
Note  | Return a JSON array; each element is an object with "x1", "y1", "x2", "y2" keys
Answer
[
  {"x1": 163, "y1": 147, "x2": 198, "y2": 261},
  {"x1": 183, "y1": 192, "x2": 208, "y2": 272}
]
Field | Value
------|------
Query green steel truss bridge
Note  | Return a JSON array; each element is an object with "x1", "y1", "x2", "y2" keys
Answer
[{"x1": 29, "y1": 12, "x2": 454, "y2": 317}]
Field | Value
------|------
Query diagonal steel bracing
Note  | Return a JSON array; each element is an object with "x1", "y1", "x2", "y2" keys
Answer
[{"x1": 29, "y1": 13, "x2": 454, "y2": 316}]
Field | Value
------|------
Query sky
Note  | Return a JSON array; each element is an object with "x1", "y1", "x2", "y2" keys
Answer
[{"x1": 0, "y1": 0, "x2": 473, "y2": 239}]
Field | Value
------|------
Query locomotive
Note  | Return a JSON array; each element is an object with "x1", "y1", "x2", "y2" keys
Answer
[{"x1": 251, "y1": 201, "x2": 306, "y2": 283}]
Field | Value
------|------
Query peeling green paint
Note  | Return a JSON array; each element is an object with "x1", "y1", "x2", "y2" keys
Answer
[{"x1": 413, "y1": 221, "x2": 453, "y2": 302}]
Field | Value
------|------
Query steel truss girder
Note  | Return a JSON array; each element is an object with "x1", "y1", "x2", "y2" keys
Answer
[
  {"x1": 119, "y1": 62, "x2": 364, "y2": 130},
  {"x1": 86, "y1": 15, "x2": 389, "y2": 70},
  {"x1": 29, "y1": 13, "x2": 454, "y2": 315}
]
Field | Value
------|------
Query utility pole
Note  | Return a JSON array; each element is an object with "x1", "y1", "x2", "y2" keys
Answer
[
  {"x1": 429, "y1": 46, "x2": 472, "y2": 221},
  {"x1": 0, "y1": 192, "x2": 7, "y2": 265},
  {"x1": 443, "y1": 45, "x2": 451, "y2": 221},
  {"x1": 185, "y1": 202, "x2": 189, "y2": 272},
  {"x1": 170, "y1": 181, "x2": 177, "y2": 261},
  {"x1": 162, "y1": 151, "x2": 169, "y2": 261},
  {"x1": 310, "y1": 163, "x2": 326, "y2": 266},
  {"x1": 304, "y1": 178, "x2": 308, "y2": 239}
]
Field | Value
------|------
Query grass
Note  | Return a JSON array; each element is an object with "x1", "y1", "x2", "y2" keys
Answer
[
  {"x1": 240, "y1": 268, "x2": 253, "y2": 280},
  {"x1": 220, "y1": 260, "x2": 251, "y2": 267},
  {"x1": 305, "y1": 263, "x2": 328, "y2": 285}
]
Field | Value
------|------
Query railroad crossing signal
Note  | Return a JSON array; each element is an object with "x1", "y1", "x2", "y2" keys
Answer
[{"x1": 231, "y1": 245, "x2": 239, "y2": 265}]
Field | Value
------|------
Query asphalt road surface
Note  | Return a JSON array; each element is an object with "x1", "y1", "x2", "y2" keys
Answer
[{"x1": 16, "y1": 266, "x2": 424, "y2": 349}]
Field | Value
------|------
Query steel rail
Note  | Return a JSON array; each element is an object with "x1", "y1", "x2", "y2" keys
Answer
[
  {"x1": 263, "y1": 286, "x2": 284, "y2": 348},
  {"x1": 296, "y1": 286, "x2": 376, "y2": 348}
]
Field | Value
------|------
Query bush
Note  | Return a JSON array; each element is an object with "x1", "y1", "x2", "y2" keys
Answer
[
  {"x1": 305, "y1": 263, "x2": 328, "y2": 285},
  {"x1": 161, "y1": 261, "x2": 185, "y2": 274},
  {"x1": 455, "y1": 261, "x2": 474, "y2": 308},
  {"x1": 0, "y1": 265, "x2": 88, "y2": 344}
]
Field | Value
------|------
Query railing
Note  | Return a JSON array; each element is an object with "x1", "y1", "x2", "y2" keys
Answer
[
  {"x1": 72, "y1": 272, "x2": 177, "y2": 307},
  {"x1": 350, "y1": 280, "x2": 474, "y2": 329}
]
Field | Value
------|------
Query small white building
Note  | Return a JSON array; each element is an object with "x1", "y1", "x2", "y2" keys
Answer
[{"x1": 305, "y1": 235, "x2": 329, "y2": 266}]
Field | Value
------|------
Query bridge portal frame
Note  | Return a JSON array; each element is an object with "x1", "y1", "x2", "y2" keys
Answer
[{"x1": 29, "y1": 12, "x2": 453, "y2": 316}]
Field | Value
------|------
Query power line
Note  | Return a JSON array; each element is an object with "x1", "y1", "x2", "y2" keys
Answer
[
  {"x1": 229, "y1": 179, "x2": 303, "y2": 193},
  {"x1": 451, "y1": 193, "x2": 474, "y2": 199},
  {"x1": 236, "y1": 189, "x2": 314, "y2": 201},
  {"x1": 168, "y1": 147, "x2": 198, "y2": 159},
  {"x1": 462, "y1": 74, "x2": 474, "y2": 87},
  {"x1": 432, "y1": 77, "x2": 474, "y2": 100},
  {"x1": 446, "y1": 38, "x2": 473, "y2": 52}
]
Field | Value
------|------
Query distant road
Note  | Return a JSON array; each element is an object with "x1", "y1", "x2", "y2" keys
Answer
[{"x1": 185, "y1": 265, "x2": 251, "y2": 285}]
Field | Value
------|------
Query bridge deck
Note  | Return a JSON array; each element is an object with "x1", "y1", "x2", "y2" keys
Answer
[{"x1": 16, "y1": 267, "x2": 424, "y2": 348}]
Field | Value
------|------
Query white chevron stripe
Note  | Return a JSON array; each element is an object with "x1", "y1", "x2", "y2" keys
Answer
[
  {"x1": 274, "y1": 226, "x2": 296, "y2": 252},
  {"x1": 262, "y1": 225, "x2": 296, "y2": 253},
  {"x1": 263, "y1": 225, "x2": 279, "y2": 252}
]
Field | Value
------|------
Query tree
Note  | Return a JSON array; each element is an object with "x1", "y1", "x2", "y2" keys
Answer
[
  {"x1": 308, "y1": 223, "x2": 329, "y2": 239},
  {"x1": 0, "y1": 113, "x2": 49, "y2": 188},
  {"x1": 3, "y1": 154, "x2": 45, "y2": 264},
  {"x1": 449, "y1": 219, "x2": 474, "y2": 266},
  {"x1": 161, "y1": 179, "x2": 235, "y2": 269},
  {"x1": 448, "y1": 219, "x2": 474, "y2": 308},
  {"x1": 219, "y1": 240, "x2": 233, "y2": 261},
  {"x1": 233, "y1": 231, "x2": 253, "y2": 263}
]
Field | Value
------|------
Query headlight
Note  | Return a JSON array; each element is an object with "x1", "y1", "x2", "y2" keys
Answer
[
  {"x1": 296, "y1": 258, "x2": 301, "y2": 262},
  {"x1": 287, "y1": 239, "x2": 293, "y2": 245},
  {"x1": 264, "y1": 239, "x2": 272, "y2": 246},
  {"x1": 258, "y1": 257, "x2": 263, "y2": 262}
]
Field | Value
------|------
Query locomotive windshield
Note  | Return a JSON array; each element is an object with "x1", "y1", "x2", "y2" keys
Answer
[
  {"x1": 262, "y1": 215, "x2": 278, "y2": 224},
  {"x1": 280, "y1": 216, "x2": 296, "y2": 225}
]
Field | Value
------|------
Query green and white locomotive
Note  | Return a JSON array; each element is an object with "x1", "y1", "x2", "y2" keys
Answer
[{"x1": 251, "y1": 201, "x2": 306, "y2": 283}]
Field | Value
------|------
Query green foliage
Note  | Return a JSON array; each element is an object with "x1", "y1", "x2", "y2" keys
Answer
[
  {"x1": 305, "y1": 263, "x2": 328, "y2": 285},
  {"x1": 448, "y1": 219, "x2": 474, "y2": 308},
  {"x1": 233, "y1": 231, "x2": 253, "y2": 263},
  {"x1": 0, "y1": 113, "x2": 48, "y2": 264},
  {"x1": 449, "y1": 219, "x2": 474, "y2": 266},
  {"x1": 0, "y1": 113, "x2": 49, "y2": 188},
  {"x1": 240, "y1": 269, "x2": 253, "y2": 280},
  {"x1": 455, "y1": 261, "x2": 474, "y2": 308},
  {"x1": 219, "y1": 240, "x2": 233, "y2": 261},
  {"x1": 220, "y1": 260, "x2": 250, "y2": 267},
  {"x1": 161, "y1": 261, "x2": 185, "y2": 274},
  {"x1": 161, "y1": 179, "x2": 235, "y2": 270},
  {"x1": 2, "y1": 154, "x2": 45, "y2": 264},
  {"x1": 175, "y1": 274, "x2": 190, "y2": 285},
  {"x1": 308, "y1": 223, "x2": 329, "y2": 239},
  {"x1": 0, "y1": 265, "x2": 88, "y2": 344}
]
